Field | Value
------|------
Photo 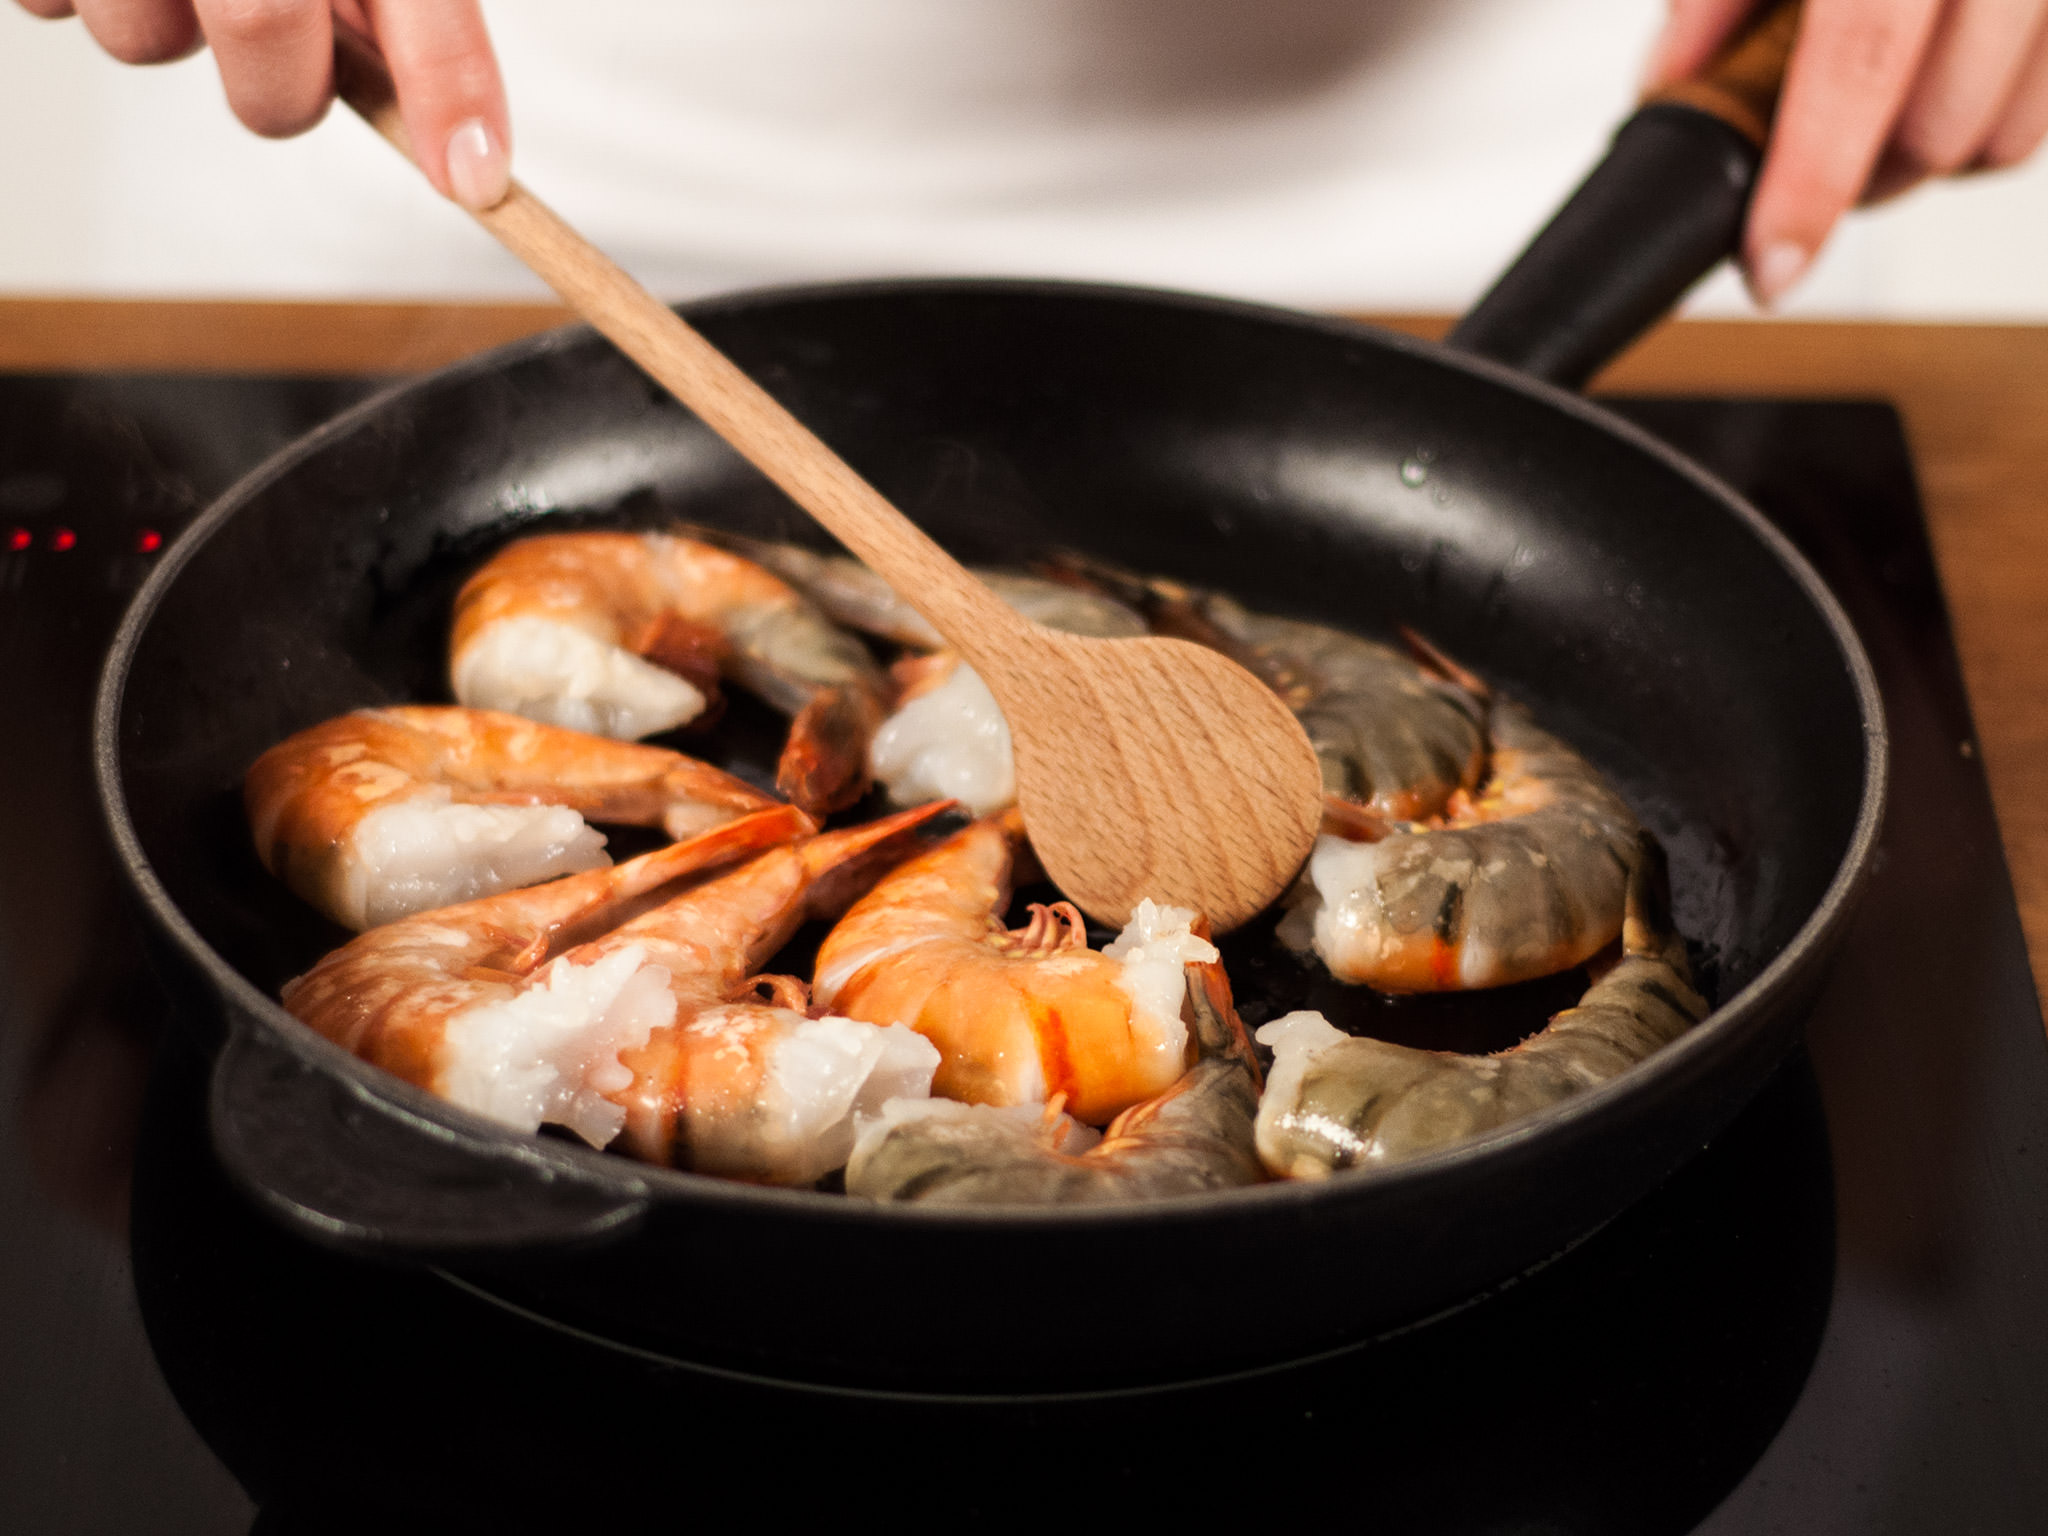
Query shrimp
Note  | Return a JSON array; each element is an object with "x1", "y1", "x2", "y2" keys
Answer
[
  {"x1": 811, "y1": 811, "x2": 1219, "y2": 1126},
  {"x1": 1049, "y1": 560, "x2": 1489, "y2": 823},
  {"x1": 283, "y1": 803, "x2": 948, "y2": 1181},
  {"x1": 844, "y1": 934, "x2": 1265, "y2": 1204},
  {"x1": 245, "y1": 705, "x2": 792, "y2": 930},
  {"x1": 449, "y1": 531, "x2": 891, "y2": 815},
  {"x1": 1255, "y1": 835, "x2": 1706, "y2": 1177},
  {"x1": 698, "y1": 533, "x2": 1148, "y2": 649},
  {"x1": 591, "y1": 803, "x2": 953, "y2": 1180},
  {"x1": 702, "y1": 535, "x2": 1147, "y2": 815},
  {"x1": 1279, "y1": 701, "x2": 1640, "y2": 991},
  {"x1": 281, "y1": 805, "x2": 812, "y2": 1149}
]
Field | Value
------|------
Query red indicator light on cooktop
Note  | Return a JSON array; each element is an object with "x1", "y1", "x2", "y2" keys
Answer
[
  {"x1": 49, "y1": 528, "x2": 76, "y2": 552},
  {"x1": 136, "y1": 528, "x2": 163, "y2": 554},
  {"x1": 6, "y1": 528, "x2": 27, "y2": 552}
]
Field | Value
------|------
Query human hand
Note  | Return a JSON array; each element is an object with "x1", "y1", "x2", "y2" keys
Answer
[
  {"x1": 13, "y1": 0, "x2": 510, "y2": 208},
  {"x1": 1643, "y1": 0, "x2": 2048, "y2": 303}
]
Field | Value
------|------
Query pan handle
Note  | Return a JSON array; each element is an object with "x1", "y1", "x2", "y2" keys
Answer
[
  {"x1": 208, "y1": 1022, "x2": 652, "y2": 1257},
  {"x1": 1446, "y1": 0, "x2": 1802, "y2": 389}
]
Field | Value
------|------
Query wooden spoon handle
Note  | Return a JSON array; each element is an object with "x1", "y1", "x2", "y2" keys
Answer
[{"x1": 332, "y1": 33, "x2": 1031, "y2": 666}]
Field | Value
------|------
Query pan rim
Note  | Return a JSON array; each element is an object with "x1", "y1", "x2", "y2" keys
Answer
[{"x1": 92, "y1": 273, "x2": 1888, "y2": 1232}]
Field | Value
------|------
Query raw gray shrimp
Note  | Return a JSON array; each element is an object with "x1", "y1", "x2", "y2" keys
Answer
[
  {"x1": 702, "y1": 534, "x2": 1147, "y2": 815},
  {"x1": 1280, "y1": 701, "x2": 1640, "y2": 991},
  {"x1": 844, "y1": 932, "x2": 1265, "y2": 1204},
  {"x1": 1049, "y1": 561, "x2": 1487, "y2": 822},
  {"x1": 449, "y1": 531, "x2": 890, "y2": 816},
  {"x1": 1256, "y1": 835, "x2": 1706, "y2": 1178},
  {"x1": 702, "y1": 533, "x2": 1147, "y2": 648}
]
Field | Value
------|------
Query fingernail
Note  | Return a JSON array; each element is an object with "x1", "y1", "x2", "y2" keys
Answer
[
  {"x1": 1748, "y1": 240, "x2": 1810, "y2": 306},
  {"x1": 445, "y1": 117, "x2": 509, "y2": 211}
]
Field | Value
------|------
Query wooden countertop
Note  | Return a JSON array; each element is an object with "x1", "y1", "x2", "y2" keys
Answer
[{"x1": 4, "y1": 297, "x2": 2044, "y2": 1015}]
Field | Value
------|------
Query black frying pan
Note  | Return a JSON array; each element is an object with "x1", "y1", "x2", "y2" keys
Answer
[{"x1": 95, "y1": 20, "x2": 1883, "y2": 1395}]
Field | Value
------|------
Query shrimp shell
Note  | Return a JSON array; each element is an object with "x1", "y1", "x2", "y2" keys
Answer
[
  {"x1": 450, "y1": 531, "x2": 890, "y2": 815},
  {"x1": 589, "y1": 802, "x2": 954, "y2": 1176},
  {"x1": 845, "y1": 933, "x2": 1265, "y2": 1204},
  {"x1": 283, "y1": 804, "x2": 947, "y2": 1176},
  {"x1": 1047, "y1": 560, "x2": 1486, "y2": 822},
  {"x1": 702, "y1": 536, "x2": 1147, "y2": 816},
  {"x1": 698, "y1": 533, "x2": 1148, "y2": 647},
  {"x1": 281, "y1": 806, "x2": 812, "y2": 1143},
  {"x1": 813, "y1": 812, "x2": 1206, "y2": 1126},
  {"x1": 1282, "y1": 701, "x2": 1640, "y2": 992},
  {"x1": 1255, "y1": 835, "x2": 1707, "y2": 1178},
  {"x1": 245, "y1": 704, "x2": 786, "y2": 930}
]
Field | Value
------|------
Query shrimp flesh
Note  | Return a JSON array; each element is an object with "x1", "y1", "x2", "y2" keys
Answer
[
  {"x1": 704, "y1": 535, "x2": 1146, "y2": 815},
  {"x1": 1255, "y1": 835, "x2": 1706, "y2": 1177},
  {"x1": 597, "y1": 803, "x2": 951, "y2": 1181},
  {"x1": 1050, "y1": 560, "x2": 1488, "y2": 822},
  {"x1": 284, "y1": 803, "x2": 948, "y2": 1181},
  {"x1": 449, "y1": 530, "x2": 890, "y2": 815},
  {"x1": 1279, "y1": 701, "x2": 1640, "y2": 991},
  {"x1": 282, "y1": 805, "x2": 812, "y2": 1149},
  {"x1": 863, "y1": 560, "x2": 1144, "y2": 814},
  {"x1": 245, "y1": 705, "x2": 791, "y2": 930},
  {"x1": 844, "y1": 933, "x2": 1265, "y2": 1204},
  {"x1": 812, "y1": 810, "x2": 1219, "y2": 1126}
]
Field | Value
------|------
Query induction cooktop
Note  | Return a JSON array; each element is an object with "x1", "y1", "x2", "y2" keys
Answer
[{"x1": 2, "y1": 370, "x2": 2044, "y2": 1533}]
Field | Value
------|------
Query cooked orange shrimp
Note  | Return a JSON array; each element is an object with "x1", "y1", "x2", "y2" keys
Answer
[
  {"x1": 1279, "y1": 701, "x2": 1640, "y2": 992},
  {"x1": 845, "y1": 933, "x2": 1265, "y2": 1204},
  {"x1": 811, "y1": 810, "x2": 1220, "y2": 1126},
  {"x1": 282, "y1": 806, "x2": 812, "y2": 1150},
  {"x1": 245, "y1": 705, "x2": 791, "y2": 931},
  {"x1": 284, "y1": 803, "x2": 947, "y2": 1180},
  {"x1": 450, "y1": 531, "x2": 890, "y2": 815},
  {"x1": 1256, "y1": 836, "x2": 1705, "y2": 1177},
  {"x1": 602, "y1": 804, "x2": 951, "y2": 1181}
]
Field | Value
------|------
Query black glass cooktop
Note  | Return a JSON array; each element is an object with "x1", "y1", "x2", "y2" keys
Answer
[{"x1": 2, "y1": 370, "x2": 2044, "y2": 1533}]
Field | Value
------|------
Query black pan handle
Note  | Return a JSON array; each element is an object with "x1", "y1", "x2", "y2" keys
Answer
[
  {"x1": 209, "y1": 1022, "x2": 652, "y2": 1256},
  {"x1": 1447, "y1": 0, "x2": 1802, "y2": 388}
]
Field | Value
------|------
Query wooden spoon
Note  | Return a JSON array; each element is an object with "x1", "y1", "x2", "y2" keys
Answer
[{"x1": 332, "y1": 39, "x2": 1322, "y2": 933}]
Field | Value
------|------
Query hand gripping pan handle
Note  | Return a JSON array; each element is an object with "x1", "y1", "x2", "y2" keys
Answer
[
  {"x1": 210, "y1": 1022, "x2": 651, "y2": 1256},
  {"x1": 1448, "y1": 0, "x2": 1802, "y2": 387}
]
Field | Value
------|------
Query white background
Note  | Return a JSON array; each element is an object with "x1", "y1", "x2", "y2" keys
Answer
[{"x1": 5, "y1": 0, "x2": 2048, "y2": 316}]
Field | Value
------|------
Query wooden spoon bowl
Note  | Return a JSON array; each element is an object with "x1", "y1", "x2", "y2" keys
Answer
[{"x1": 334, "y1": 35, "x2": 1324, "y2": 931}]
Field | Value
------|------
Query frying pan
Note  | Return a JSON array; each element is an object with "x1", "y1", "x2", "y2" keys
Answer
[{"x1": 95, "y1": 37, "x2": 1883, "y2": 1395}]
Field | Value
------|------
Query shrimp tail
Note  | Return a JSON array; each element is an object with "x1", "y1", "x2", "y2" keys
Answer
[
  {"x1": 657, "y1": 760, "x2": 810, "y2": 840},
  {"x1": 1184, "y1": 917, "x2": 1262, "y2": 1090},
  {"x1": 627, "y1": 610, "x2": 731, "y2": 715},
  {"x1": 778, "y1": 686, "x2": 886, "y2": 816},
  {"x1": 1619, "y1": 831, "x2": 1686, "y2": 971},
  {"x1": 1398, "y1": 625, "x2": 1493, "y2": 702},
  {"x1": 615, "y1": 805, "x2": 816, "y2": 902},
  {"x1": 1318, "y1": 793, "x2": 1396, "y2": 843},
  {"x1": 462, "y1": 804, "x2": 817, "y2": 969},
  {"x1": 1043, "y1": 552, "x2": 1307, "y2": 702},
  {"x1": 795, "y1": 799, "x2": 959, "y2": 918}
]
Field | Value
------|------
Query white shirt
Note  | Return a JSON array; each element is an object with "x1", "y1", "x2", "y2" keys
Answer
[{"x1": 4, "y1": 0, "x2": 2047, "y2": 315}]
